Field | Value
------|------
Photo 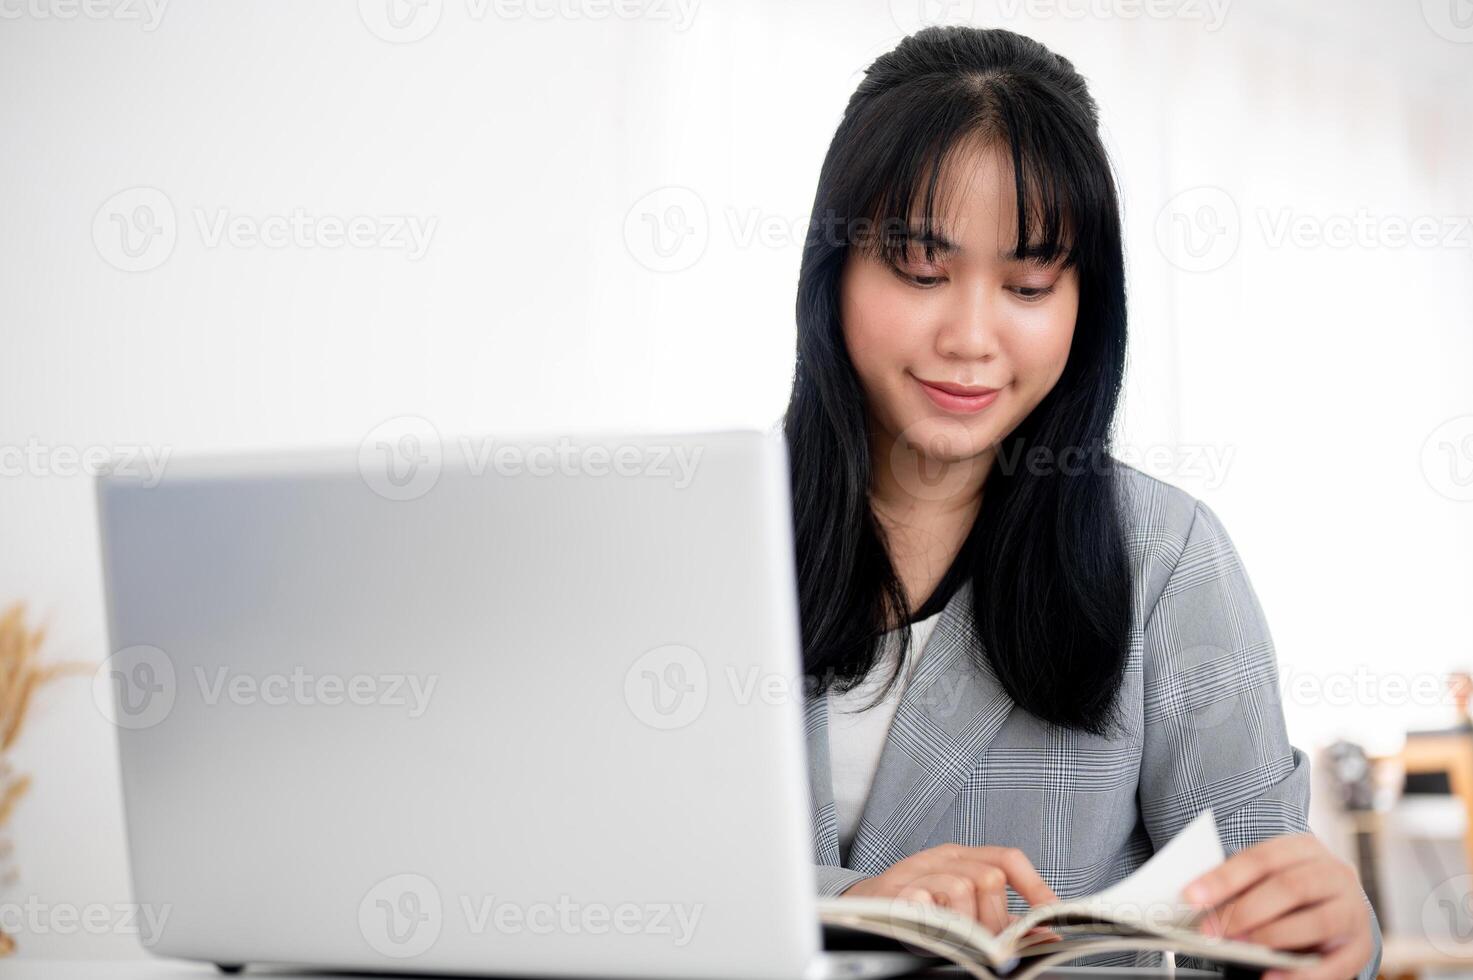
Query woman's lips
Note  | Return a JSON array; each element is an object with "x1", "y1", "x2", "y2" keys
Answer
[{"x1": 915, "y1": 376, "x2": 1002, "y2": 414}]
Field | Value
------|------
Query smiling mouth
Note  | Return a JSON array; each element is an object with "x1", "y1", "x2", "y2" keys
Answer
[{"x1": 915, "y1": 376, "x2": 1003, "y2": 414}]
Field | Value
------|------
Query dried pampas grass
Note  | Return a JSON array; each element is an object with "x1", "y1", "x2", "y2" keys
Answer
[{"x1": 0, "y1": 601, "x2": 91, "y2": 956}]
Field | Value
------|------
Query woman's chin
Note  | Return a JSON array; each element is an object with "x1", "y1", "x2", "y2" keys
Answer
[{"x1": 892, "y1": 415, "x2": 998, "y2": 465}]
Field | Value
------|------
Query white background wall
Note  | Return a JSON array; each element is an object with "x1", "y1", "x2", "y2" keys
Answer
[{"x1": 2, "y1": 0, "x2": 1471, "y2": 959}]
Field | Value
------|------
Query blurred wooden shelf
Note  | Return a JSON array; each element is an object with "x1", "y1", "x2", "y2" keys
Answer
[
  {"x1": 1380, "y1": 934, "x2": 1473, "y2": 980},
  {"x1": 1398, "y1": 732, "x2": 1473, "y2": 880}
]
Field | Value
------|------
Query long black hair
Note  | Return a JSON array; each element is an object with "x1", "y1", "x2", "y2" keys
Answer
[{"x1": 784, "y1": 26, "x2": 1132, "y2": 735}]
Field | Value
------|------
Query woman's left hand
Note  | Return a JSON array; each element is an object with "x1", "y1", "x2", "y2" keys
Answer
[{"x1": 1181, "y1": 833, "x2": 1374, "y2": 980}]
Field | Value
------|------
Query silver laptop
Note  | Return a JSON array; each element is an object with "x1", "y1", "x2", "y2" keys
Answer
[{"x1": 95, "y1": 426, "x2": 920, "y2": 979}]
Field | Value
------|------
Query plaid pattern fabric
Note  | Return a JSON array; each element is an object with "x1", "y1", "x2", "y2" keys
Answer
[{"x1": 807, "y1": 461, "x2": 1382, "y2": 979}]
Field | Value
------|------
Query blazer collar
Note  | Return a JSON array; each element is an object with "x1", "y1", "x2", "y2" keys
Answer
[{"x1": 804, "y1": 579, "x2": 1016, "y2": 874}]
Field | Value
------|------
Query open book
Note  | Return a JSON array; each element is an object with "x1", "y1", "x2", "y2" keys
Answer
[{"x1": 819, "y1": 810, "x2": 1321, "y2": 980}]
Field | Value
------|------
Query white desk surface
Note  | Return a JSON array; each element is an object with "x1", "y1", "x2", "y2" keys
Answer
[{"x1": 1, "y1": 961, "x2": 1230, "y2": 979}]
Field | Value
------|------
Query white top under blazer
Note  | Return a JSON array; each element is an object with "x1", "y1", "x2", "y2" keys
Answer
[{"x1": 826, "y1": 610, "x2": 945, "y2": 859}]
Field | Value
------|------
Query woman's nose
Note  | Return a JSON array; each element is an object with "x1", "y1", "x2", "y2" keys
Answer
[{"x1": 934, "y1": 280, "x2": 1002, "y2": 361}]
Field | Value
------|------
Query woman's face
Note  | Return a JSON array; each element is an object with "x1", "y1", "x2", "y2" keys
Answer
[{"x1": 840, "y1": 140, "x2": 1079, "y2": 479}]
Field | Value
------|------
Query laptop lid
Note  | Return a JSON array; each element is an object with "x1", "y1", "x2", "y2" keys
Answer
[{"x1": 95, "y1": 427, "x2": 819, "y2": 978}]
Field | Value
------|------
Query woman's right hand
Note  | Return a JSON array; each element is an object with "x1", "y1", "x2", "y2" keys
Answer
[{"x1": 840, "y1": 844, "x2": 1059, "y2": 935}]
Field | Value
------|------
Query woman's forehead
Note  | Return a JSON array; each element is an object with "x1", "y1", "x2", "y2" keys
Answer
[{"x1": 906, "y1": 140, "x2": 1060, "y2": 252}]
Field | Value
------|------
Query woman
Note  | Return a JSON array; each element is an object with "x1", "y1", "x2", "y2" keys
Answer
[{"x1": 783, "y1": 26, "x2": 1379, "y2": 980}]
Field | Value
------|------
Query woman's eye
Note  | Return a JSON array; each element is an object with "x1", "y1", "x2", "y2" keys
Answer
[
  {"x1": 1010, "y1": 284, "x2": 1056, "y2": 301},
  {"x1": 888, "y1": 262, "x2": 945, "y2": 288}
]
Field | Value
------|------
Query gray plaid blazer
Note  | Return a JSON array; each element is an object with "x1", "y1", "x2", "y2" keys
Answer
[{"x1": 805, "y1": 462, "x2": 1382, "y2": 979}]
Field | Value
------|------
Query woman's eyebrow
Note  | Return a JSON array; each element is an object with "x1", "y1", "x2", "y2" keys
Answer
[
  {"x1": 900, "y1": 225, "x2": 1063, "y2": 264},
  {"x1": 899, "y1": 224, "x2": 959, "y2": 255},
  {"x1": 1010, "y1": 241, "x2": 1068, "y2": 265}
]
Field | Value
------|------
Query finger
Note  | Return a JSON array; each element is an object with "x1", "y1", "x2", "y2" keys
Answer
[
  {"x1": 1020, "y1": 924, "x2": 1063, "y2": 945},
  {"x1": 967, "y1": 847, "x2": 1060, "y2": 907},
  {"x1": 919, "y1": 866, "x2": 1001, "y2": 931},
  {"x1": 1238, "y1": 898, "x2": 1357, "y2": 952},
  {"x1": 1183, "y1": 834, "x2": 1321, "y2": 908},
  {"x1": 896, "y1": 845, "x2": 1055, "y2": 919},
  {"x1": 933, "y1": 865, "x2": 1008, "y2": 934},
  {"x1": 1262, "y1": 932, "x2": 1374, "y2": 980},
  {"x1": 900, "y1": 874, "x2": 978, "y2": 925},
  {"x1": 934, "y1": 873, "x2": 981, "y2": 926},
  {"x1": 921, "y1": 863, "x2": 1007, "y2": 933},
  {"x1": 902, "y1": 851, "x2": 1017, "y2": 925},
  {"x1": 895, "y1": 883, "x2": 937, "y2": 908},
  {"x1": 1203, "y1": 861, "x2": 1349, "y2": 939},
  {"x1": 977, "y1": 872, "x2": 1009, "y2": 935}
]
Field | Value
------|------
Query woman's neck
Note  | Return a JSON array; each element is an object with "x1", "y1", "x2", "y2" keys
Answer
[{"x1": 869, "y1": 426, "x2": 991, "y2": 615}]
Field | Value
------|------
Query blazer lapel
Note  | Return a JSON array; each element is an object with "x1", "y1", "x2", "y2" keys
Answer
[
  {"x1": 843, "y1": 580, "x2": 1016, "y2": 875},
  {"x1": 803, "y1": 691, "x2": 843, "y2": 866}
]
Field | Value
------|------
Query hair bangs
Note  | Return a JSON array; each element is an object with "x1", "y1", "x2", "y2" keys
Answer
[{"x1": 836, "y1": 76, "x2": 1100, "y2": 275}]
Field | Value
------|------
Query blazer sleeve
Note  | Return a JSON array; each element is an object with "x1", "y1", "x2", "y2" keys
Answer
[
  {"x1": 815, "y1": 864, "x2": 870, "y2": 897},
  {"x1": 1136, "y1": 499, "x2": 1382, "y2": 980}
]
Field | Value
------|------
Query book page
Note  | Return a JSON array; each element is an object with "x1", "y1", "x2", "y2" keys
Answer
[
  {"x1": 1005, "y1": 808, "x2": 1225, "y2": 941},
  {"x1": 1084, "y1": 807, "x2": 1225, "y2": 926},
  {"x1": 818, "y1": 896, "x2": 1008, "y2": 963},
  {"x1": 820, "y1": 810, "x2": 1322, "y2": 973}
]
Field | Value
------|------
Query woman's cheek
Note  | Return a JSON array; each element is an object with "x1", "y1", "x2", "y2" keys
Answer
[
  {"x1": 845, "y1": 297, "x2": 925, "y2": 387},
  {"x1": 1012, "y1": 299, "x2": 1077, "y2": 391}
]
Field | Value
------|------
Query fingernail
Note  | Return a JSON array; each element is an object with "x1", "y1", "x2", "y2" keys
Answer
[{"x1": 1183, "y1": 883, "x2": 1208, "y2": 905}]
